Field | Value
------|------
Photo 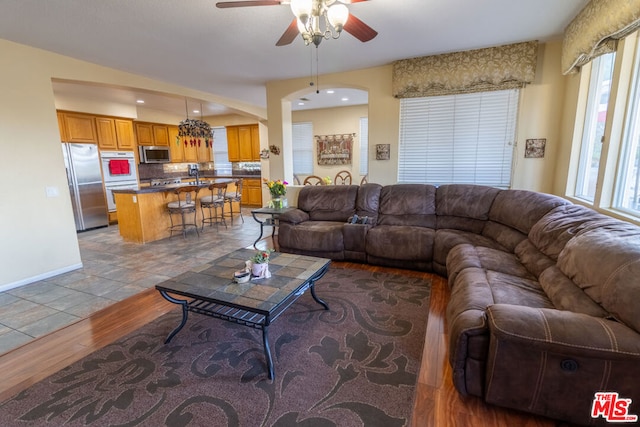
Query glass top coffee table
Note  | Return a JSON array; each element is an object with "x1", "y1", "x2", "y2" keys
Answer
[{"x1": 155, "y1": 248, "x2": 330, "y2": 380}]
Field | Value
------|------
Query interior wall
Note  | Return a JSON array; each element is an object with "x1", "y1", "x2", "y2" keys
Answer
[
  {"x1": 267, "y1": 65, "x2": 398, "y2": 186},
  {"x1": 292, "y1": 104, "x2": 368, "y2": 183},
  {"x1": 267, "y1": 40, "x2": 571, "y2": 192},
  {"x1": 0, "y1": 39, "x2": 265, "y2": 289}
]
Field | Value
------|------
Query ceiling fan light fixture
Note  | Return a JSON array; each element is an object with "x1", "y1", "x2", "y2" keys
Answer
[
  {"x1": 290, "y1": 0, "x2": 312, "y2": 24},
  {"x1": 327, "y1": 3, "x2": 348, "y2": 33}
]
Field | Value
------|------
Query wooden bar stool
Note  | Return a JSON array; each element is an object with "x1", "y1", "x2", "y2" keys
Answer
[
  {"x1": 200, "y1": 182, "x2": 227, "y2": 231},
  {"x1": 167, "y1": 185, "x2": 200, "y2": 238},
  {"x1": 224, "y1": 179, "x2": 244, "y2": 223}
]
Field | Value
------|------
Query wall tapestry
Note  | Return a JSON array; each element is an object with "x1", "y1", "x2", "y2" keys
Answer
[{"x1": 316, "y1": 134, "x2": 354, "y2": 166}]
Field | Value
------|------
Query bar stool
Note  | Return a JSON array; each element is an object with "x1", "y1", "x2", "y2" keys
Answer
[
  {"x1": 224, "y1": 179, "x2": 244, "y2": 223},
  {"x1": 200, "y1": 182, "x2": 227, "y2": 231},
  {"x1": 167, "y1": 185, "x2": 200, "y2": 238}
]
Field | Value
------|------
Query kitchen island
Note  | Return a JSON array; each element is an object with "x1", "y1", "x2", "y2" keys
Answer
[{"x1": 113, "y1": 179, "x2": 235, "y2": 244}]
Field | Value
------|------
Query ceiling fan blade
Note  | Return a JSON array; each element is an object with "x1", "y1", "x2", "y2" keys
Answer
[
  {"x1": 343, "y1": 13, "x2": 378, "y2": 42},
  {"x1": 216, "y1": 1, "x2": 284, "y2": 8},
  {"x1": 276, "y1": 18, "x2": 300, "y2": 46}
]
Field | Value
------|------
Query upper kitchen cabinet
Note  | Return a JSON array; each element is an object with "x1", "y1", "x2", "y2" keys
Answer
[
  {"x1": 96, "y1": 117, "x2": 136, "y2": 151},
  {"x1": 114, "y1": 119, "x2": 135, "y2": 150},
  {"x1": 96, "y1": 117, "x2": 118, "y2": 150},
  {"x1": 135, "y1": 122, "x2": 170, "y2": 146},
  {"x1": 57, "y1": 111, "x2": 67, "y2": 141},
  {"x1": 60, "y1": 112, "x2": 98, "y2": 143},
  {"x1": 167, "y1": 125, "x2": 184, "y2": 163},
  {"x1": 227, "y1": 124, "x2": 259, "y2": 162},
  {"x1": 198, "y1": 138, "x2": 212, "y2": 162}
]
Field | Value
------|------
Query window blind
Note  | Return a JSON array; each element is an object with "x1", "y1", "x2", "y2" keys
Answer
[
  {"x1": 292, "y1": 122, "x2": 313, "y2": 175},
  {"x1": 398, "y1": 89, "x2": 519, "y2": 188},
  {"x1": 212, "y1": 127, "x2": 232, "y2": 175}
]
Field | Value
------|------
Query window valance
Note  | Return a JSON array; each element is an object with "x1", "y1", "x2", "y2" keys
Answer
[
  {"x1": 562, "y1": 0, "x2": 640, "y2": 75},
  {"x1": 392, "y1": 41, "x2": 538, "y2": 98}
]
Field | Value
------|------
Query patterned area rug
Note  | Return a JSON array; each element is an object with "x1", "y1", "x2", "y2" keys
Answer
[{"x1": 0, "y1": 267, "x2": 431, "y2": 426}]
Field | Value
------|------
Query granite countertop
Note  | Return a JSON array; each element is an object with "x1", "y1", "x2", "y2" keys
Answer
[
  {"x1": 114, "y1": 178, "x2": 235, "y2": 194},
  {"x1": 139, "y1": 174, "x2": 261, "y2": 184}
]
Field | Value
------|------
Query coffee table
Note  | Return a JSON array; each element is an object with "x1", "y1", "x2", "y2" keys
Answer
[{"x1": 155, "y1": 248, "x2": 330, "y2": 380}]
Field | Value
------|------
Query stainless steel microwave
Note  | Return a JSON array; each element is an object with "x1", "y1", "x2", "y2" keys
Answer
[{"x1": 139, "y1": 146, "x2": 171, "y2": 163}]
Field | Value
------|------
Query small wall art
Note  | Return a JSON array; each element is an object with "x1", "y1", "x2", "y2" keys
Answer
[
  {"x1": 376, "y1": 144, "x2": 390, "y2": 160},
  {"x1": 525, "y1": 138, "x2": 546, "y2": 158}
]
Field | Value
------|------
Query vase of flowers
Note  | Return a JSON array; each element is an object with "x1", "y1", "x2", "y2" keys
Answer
[
  {"x1": 250, "y1": 249, "x2": 273, "y2": 278},
  {"x1": 264, "y1": 178, "x2": 288, "y2": 209}
]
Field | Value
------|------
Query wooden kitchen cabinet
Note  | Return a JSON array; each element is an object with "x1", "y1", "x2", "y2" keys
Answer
[
  {"x1": 57, "y1": 111, "x2": 68, "y2": 141},
  {"x1": 96, "y1": 117, "x2": 118, "y2": 150},
  {"x1": 135, "y1": 122, "x2": 169, "y2": 146},
  {"x1": 96, "y1": 117, "x2": 136, "y2": 151},
  {"x1": 61, "y1": 112, "x2": 98, "y2": 143},
  {"x1": 198, "y1": 139, "x2": 212, "y2": 162},
  {"x1": 242, "y1": 178, "x2": 262, "y2": 207},
  {"x1": 226, "y1": 124, "x2": 259, "y2": 162},
  {"x1": 114, "y1": 119, "x2": 135, "y2": 150},
  {"x1": 168, "y1": 126, "x2": 184, "y2": 163}
]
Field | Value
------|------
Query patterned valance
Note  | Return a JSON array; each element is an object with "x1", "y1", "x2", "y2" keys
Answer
[
  {"x1": 392, "y1": 41, "x2": 538, "y2": 98},
  {"x1": 562, "y1": 0, "x2": 640, "y2": 75}
]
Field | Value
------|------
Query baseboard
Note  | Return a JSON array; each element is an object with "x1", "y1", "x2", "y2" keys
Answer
[{"x1": 0, "y1": 263, "x2": 84, "y2": 293}]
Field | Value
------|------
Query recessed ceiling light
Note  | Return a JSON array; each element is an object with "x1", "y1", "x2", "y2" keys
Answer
[
  {"x1": 341, "y1": 97, "x2": 349, "y2": 102},
  {"x1": 193, "y1": 110, "x2": 200, "y2": 114},
  {"x1": 298, "y1": 102, "x2": 305, "y2": 106},
  {"x1": 136, "y1": 99, "x2": 145, "y2": 104},
  {"x1": 326, "y1": 90, "x2": 335, "y2": 94}
]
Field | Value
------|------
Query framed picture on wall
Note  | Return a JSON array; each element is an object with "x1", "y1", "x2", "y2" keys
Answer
[
  {"x1": 376, "y1": 144, "x2": 390, "y2": 160},
  {"x1": 316, "y1": 134, "x2": 353, "y2": 165},
  {"x1": 525, "y1": 138, "x2": 546, "y2": 158}
]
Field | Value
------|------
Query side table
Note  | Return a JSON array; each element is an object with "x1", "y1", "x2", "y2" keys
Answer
[{"x1": 250, "y1": 206, "x2": 294, "y2": 248}]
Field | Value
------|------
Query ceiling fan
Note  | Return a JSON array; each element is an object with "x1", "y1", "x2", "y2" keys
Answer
[{"x1": 216, "y1": 0, "x2": 378, "y2": 47}]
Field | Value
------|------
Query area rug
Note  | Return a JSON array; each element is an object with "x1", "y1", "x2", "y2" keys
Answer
[{"x1": 0, "y1": 267, "x2": 431, "y2": 427}]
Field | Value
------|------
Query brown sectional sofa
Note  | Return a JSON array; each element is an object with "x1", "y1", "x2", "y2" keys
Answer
[{"x1": 277, "y1": 183, "x2": 640, "y2": 426}]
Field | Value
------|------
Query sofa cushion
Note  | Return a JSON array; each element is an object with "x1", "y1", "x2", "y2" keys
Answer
[
  {"x1": 298, "y1": 185, "x2": 358, "y2": 222},
  {"x1": 447, "y1": 244, "x2": 535, "y2": 288},
  {"x1": 434, "y1": 229, "x2": 506, "y2": 274},
  {"x1": 513, "y1": 239, "x2": 555, "y2": 278},
  {"x1": 436, "y1": 184, "x2": 500, "y2": 233},
  {"x1": 366, "y1": 225, "x2": 434, "y2": 261},
  {"x1": 528, "y1": 204, "x2": 611, "y2": 260},
  {"x1": 558, "y1": 222, "x2": 640, "y2": 332},
  {"x1": 377, "y1": 184, "x2": 437, "y2": 227},
  {"x1": 488, "y1": 190, "x2": 570, "y2": 235},
  {"x1": 355, "y1": 183, "x2": 382, "y2": 225},
  {"x1": 538, "y1": 266, "x2": 608, "y2": 318},
  {"x1": 277, "y1": 221, "x2": 344, "y2": 253}
]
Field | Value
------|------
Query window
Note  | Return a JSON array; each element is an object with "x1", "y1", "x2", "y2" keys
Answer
[
  {"x1": 615, "y1": 42, "x2": 640, "y2": 214},
  {"x1": 398, "y1": 89, "x2": 519, "y2": 188},
  {"x1": 292, "y1": 122, "x2": 313, "y2": 175},
  {"x1": 575, "y1": 52, "x2": 616, "y2": 202},
  {"x1": 212, "y1": 127, "x2": 232, "y2": 174},
  {"x1": 359, "y1": 117, "x2": 368, "y2": 176}
]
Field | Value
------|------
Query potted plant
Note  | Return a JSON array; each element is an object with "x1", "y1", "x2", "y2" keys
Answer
[
  {"x1": 263, "y1": 178, "x2": 288, "y2": 209},
  {"x1": 249, "y1": 249, "x2": 273, "y2": 278}
]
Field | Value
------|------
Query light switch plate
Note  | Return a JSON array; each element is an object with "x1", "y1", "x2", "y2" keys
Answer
[{"x1": 45, "y1": 186, "x2": 59, "y2": 197}]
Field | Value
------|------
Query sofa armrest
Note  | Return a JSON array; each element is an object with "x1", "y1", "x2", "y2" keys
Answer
[
  {"x1": 485, "y1": 304, "x2": 640, "y2": 425},
  {"x1": 278, "y1": 208, "x2": 310, "y2": 225}
]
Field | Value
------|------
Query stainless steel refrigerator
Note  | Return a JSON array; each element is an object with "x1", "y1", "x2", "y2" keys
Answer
[{"x1": 61, "y1": 143, "x2": 108, "y2": 231}]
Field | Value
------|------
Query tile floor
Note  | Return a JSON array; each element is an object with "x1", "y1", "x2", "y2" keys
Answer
[{"x1": 0, "y1": 210, "x2": 266, "y2": 355}]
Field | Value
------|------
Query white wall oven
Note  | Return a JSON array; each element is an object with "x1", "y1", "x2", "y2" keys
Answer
[{"x1": 100, "y1": 151, "x2": 138, "y2": 212}]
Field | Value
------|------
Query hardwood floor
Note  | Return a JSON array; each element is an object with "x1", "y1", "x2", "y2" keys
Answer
[{"x1": 0, "y1": 262, "x2": 558, "y2": 426}]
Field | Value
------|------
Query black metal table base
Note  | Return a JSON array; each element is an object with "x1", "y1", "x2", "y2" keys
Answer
[{"x1": 158, "y1": 266, "x2": 330, "y2": 380}]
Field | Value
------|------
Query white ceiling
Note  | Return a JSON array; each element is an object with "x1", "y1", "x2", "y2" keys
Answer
[{"x1": 0, "y1": 0, "x2": 588, "y2": 116}]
